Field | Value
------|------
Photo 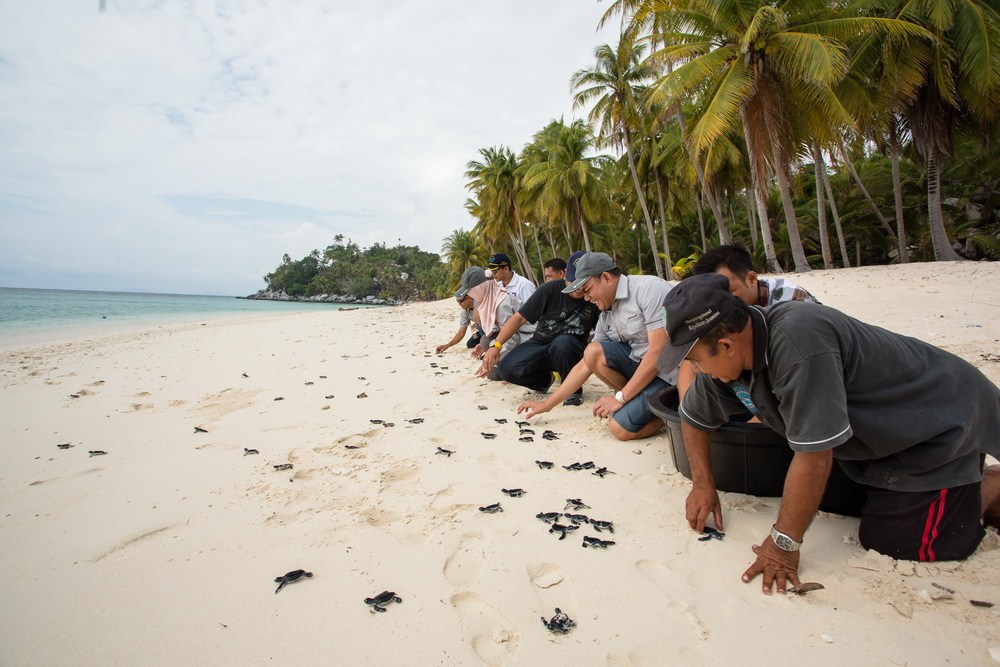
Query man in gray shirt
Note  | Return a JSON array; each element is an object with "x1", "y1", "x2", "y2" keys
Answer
[
  {"x1": 517, "y1": 252, "x2": 674, "y2": 441},
  {"x1": 661, "y1": 273, "x2": 1000, "y2": 594}
]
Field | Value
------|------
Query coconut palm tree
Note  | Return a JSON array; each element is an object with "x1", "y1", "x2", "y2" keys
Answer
[
  {"x1": 440, "y1": 229, "x2": 485, "y2": 279},
  {"x1": 572, "y1": 40, "x2": 665, "y2": 278}
]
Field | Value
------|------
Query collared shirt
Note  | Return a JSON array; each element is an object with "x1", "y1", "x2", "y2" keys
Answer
[
  {"x1": 757, "y1": 277, "x2": 818, "y2": 306},
  {"x1": 593, "y1": 275, "x2": 675, "y2": 381},
  {"x1": 504, "y1": 273, "x2": 536, "y2": 306},
  {"x1": 458, "y1": 307, "x2": 474, "y2": 328},
  {"x1": 680, "y1": 302, "x2": 1000, "y2": 492}
]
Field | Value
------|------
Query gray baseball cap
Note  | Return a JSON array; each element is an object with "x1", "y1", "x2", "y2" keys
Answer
[
  {"x1": 562, "y1": 252, "x2": 617, "y2": 293},
  {"x1": 454, "y1": 266, "x2": 487, "y2": 299}
]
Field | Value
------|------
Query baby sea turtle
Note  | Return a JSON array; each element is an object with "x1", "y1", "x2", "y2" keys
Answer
[
  {"x1": 406, "y1": 418, "x2": 424, "y2": 424},
  {"x1": 582, "y1": 536, "x2": 616, "y2": 549},
  {"x1": 382, "y1": 422, "x2": 395, "y2": 428},
  {"x1": 541, "y1": 608, "x2": 576, "y2": 634},
  {"x1": 358, "y1": 377, "x2": 367, "y2": 380},
  {"x1": 273, "y1": 397, "x2": 284, "y2": 401},
  {"x1": 357, "y1": 392, "x2": 368, "y2": 399},
  {"x1": 535, "y1": 460, "x2": 554, "y2": 470},
  {"x1": 325, "y1": 395, "x2": 335, "y2": 399},
  {"x1": 56, "y1": 443, "x2": 73, "y2": 449},
  {"x1": 242, "y1": 372, "x2": 248, "y2": 378},
  {"x1": 562, "y1": 462, "x2": 594, "y2": 471},
  {"x1": 319, "y1": 375, "x2": 327, "y2": 379},
  {"x1": 519, "y1": 428, "x2": 535, "y2": 435},
  {"x1": 478, "y1": 405, "x2": 488, "y2": 411},
  {"x1": 501, "y1": 488, "x2": 525, "y2": 497},
  {"x1": 542, "y1": 430, "x2": 559, "y2": 440},
  {"x1": 88, "y1": 450, "x2": 107, "y2": 457},
  {"x1": 274, "y1": 569, "x2": 312, "y2": 593},
  {"x1": 519, "y1": 436, "x2": 534, "y2": 442},
  {"x1": 304, "y1": 381, "x2": 314, "y2": 386},
  {"x1": 243, "y1": 448, "x2": 259, "y2": 456},
  {"x1": 548, "y1": 523, "x2": 579, "y2": 540},
  {"x1": 515, "y1": 421, "x2": 530, "y2": 427},
  {"x1": 364, "y1": 590, "x2": 402, "y2": 612},
  {"x1": 479, "y1": 503, "x2": 503, "y2": 513},
  {"x1": 563, "y1": 513, "x2": 590, "y2": 524},
  {"x1": 536, "y1": 512, "x2": 562, "y2": 524},
  {"x1": 370, "y1": 419, "x2": 384, "y2": 424},
  {"x1": 344, "y1": 445, "x2": 361, "y2": 450},
  {"x1": 592, "y1": 467, "x2": 615, "y2": 478},
  {"x1": 698, "y1": 526, "x2": 725, "y2": 541},
  {"x1": 589, "y1": 519, "x2": 614, "y2": 533},
  {"x1": 435, "y1": 447, "x2": 454, "y2": 457},
  {"x1": 481, "y1": 433, "x2": 497, "y2": 440},
  {"x1": 194, "y1": 426, "x2": 208, "y2": 434},
  {"x1": 565, "y1": 498, "x2": 591, "y2": 510},
  {"x1": 494, "y1": 418, "x2": 508, "y2": 424},
  {"x1": 274, "y1": 463, "x2": 293, "y2": 471},
  {"x1": 429, "y1": 363, "x2": 438, "y2": 367}
]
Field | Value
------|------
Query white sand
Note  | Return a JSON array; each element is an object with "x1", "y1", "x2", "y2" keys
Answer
[{"x1": 1, "y1": 261, "x2": 999, "y2": 665}]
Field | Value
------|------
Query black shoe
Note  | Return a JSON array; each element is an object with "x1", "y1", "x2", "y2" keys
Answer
[{"x1": 562, "y1": 393, "x2": 584, "y2": 407}]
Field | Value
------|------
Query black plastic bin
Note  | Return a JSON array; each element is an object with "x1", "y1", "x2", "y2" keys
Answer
[{"x1": 649, "y1": 386, "x2": 865, "y2": 515}]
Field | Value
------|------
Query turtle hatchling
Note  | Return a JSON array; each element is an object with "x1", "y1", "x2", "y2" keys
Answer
[
  {"x1": 541, "y1": 608, "x2": 576, "y2": 634},
  {"x1": 518, "y1": 436, "x2": 534, "y2": 442},
  {"x1": 194, "y1": 426, "x2": 208, "y2": 434},
  {"x1": 88, "y1": 450, "x2": 107, "y2": 457},
  {"x1": 698, "y1": 526, "x2": 725, "y2": 541},
  {"x1": 479, "y1": 503, "x2": 503, "y2": 513},
  {"x1": 564, "y1": 498, "x2": 591, "y2": 510},
  {"x1": 364, "y1": 590, "x2": 402, "y2": 613},
  {"x1": 582, "y1": 536, "x2": 616, "y2": 549},
  {"x1": 56, "y1": 443, "x2": 73, "y2": 449},
  {"x1": 406, "y1": 418, "x2": 424, "y2": 424},
  {"x1": 435, "y1": 447, "x2": 454, "y2": 457},
  {"x1": 542, "y1": 430, "x2": 559, "y2": 440},
  {"x1": 481, "y1": 432, "x2": 497, "y2": 440},
  {"x1": 592, "y1": 466, "x2": 615, "y2": 478},
  {"x1": 564, "y1": 513, "x2": 589, "y2": 524},
  {"x1": 535, "y1": 460, "x2": 554, "y2": 470},
  {"x1": 273, "y1": 463, "x2": 293, "y2": 471},
  {"x1": 589, "y1": 519, "x2": 614, "y2": 533},
  {"x1": 274, "y1": 569, "x2": 312, "y2": 594},
  {"x1": 494, "y1": 418, "x2": 508, "y2": 424},
  {"x1": 535, "y1": 511, "x2": 561, "y2": 524},
  {"x1": 501, "y1": 488, "x2": 525, "y2": 497},
  {"x1": 243, "y1": 448, "x2": 259, "y2": 456},
  {"x1": 548, "y1": 523, "x2": 579, "y2": 540}
]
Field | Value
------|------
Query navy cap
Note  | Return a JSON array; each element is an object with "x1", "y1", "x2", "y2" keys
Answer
[
  {"x1": 660, "y1": 272, "x2": 743, "y2": 375},
  {"x1": 486, "y1": 253, "x2": 511, "y2": 269},
  {"x1": 564, "y1": 250, "x2": 587, "y2": 283}
]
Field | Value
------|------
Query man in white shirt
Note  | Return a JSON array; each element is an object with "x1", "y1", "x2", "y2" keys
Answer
[{"x1": 486, "y1": 252, "x2": 536, "y2": 305}]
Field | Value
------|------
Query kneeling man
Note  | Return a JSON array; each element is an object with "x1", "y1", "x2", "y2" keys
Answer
[{"x1": 661, "y1": 273, "x2": 1000, "y2": 594}]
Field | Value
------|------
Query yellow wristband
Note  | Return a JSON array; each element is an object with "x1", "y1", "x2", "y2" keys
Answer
[{"x1": 491, "y1": 340, "x2": 503, "y2": 349}]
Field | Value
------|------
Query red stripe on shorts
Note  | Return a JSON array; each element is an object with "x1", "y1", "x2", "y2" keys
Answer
[{"x1": 919, "y1": 489, "x2": 948, "y2": 562}]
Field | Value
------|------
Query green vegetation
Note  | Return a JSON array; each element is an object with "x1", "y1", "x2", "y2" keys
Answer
[
  {"x1": 452, "y1": 0, "x2": 1000, "y2": 285},
  {"x1": 263, "y1": 240, "x2": 449, "y2": 302}
]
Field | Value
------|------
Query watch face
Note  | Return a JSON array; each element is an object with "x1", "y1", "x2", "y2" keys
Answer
[{"x1": 775, "y1": 534, "x2": 793, "y2": 550}]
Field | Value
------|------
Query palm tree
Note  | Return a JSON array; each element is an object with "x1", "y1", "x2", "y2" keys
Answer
[
  {"x1": 572, "y1": 40, "x2": 665, "y2": 278},
  {"x1": 441, "y1": 229, "x2": 485, "y2": 279}
]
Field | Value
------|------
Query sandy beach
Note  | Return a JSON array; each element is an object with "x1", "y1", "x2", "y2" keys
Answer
[{"x1": 2, "y1": 261, "x2": 999, "y2": 665}]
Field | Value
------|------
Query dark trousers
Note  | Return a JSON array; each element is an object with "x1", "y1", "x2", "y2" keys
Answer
[{"x1": 497, "y1": 335, "x2": 585, "y2": 391}]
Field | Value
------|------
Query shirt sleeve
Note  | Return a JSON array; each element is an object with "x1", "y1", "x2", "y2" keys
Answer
[
  {"x1": 459, "y1": 309, "x2": 471, "y2": 327},
  {"x1": 771, "y1": 351, "x2": 853, "y2": 451},
  {"x1": 639, "y1": 280, "x2": 671, "y2": 331},
  {"x1": 679, "y1": 375, "x2": 749, "y2": 430}
]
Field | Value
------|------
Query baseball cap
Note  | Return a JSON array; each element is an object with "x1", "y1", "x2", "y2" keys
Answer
[
  {"x1": 454, "y1": 266, "x2": 487, "y2": 299},
  {"x1": 660, "y1": 272, "x2": 743, "y2": 375},
  {"x1": 564, "y1": 250, "x2": 587, "y2": 283},
  {"x1": 486, "y1": 253, "x2": 511, "y2": 269},
  {"x1": 562, "y1": 252, "x2": 617, "y2": 293}
]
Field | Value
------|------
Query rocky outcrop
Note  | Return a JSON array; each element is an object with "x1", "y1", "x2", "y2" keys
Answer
[{"x1": 242, "y1": 289, "x2": 404, "y2": 306}]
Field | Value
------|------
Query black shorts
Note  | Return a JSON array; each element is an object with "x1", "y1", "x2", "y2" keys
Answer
[{"x1": 857, "y1": 482, "x2": 985, "y2": 562}]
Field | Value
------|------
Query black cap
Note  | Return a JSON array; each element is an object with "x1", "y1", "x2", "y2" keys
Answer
[
  {"x1": 661, "y1": 273, "x2": 743, "y2": 375},
  {"x1": 486, "y1": 253, "x2": 511, "y2": 269}
]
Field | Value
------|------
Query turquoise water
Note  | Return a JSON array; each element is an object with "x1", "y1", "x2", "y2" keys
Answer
[{"x1": 0, "y1": 287, "x2": 371, "y2": 343}]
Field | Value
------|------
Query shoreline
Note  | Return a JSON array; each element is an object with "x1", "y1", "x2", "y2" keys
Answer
[{"x1": 1, "y1": 261, "x2": 999, "y2": 664}]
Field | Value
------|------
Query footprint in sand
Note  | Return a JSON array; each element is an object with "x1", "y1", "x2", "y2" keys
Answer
[
  {"x1": 443, "y1": 533, "x2": 487, "y2": 587},
  {"x1": 635, "y1": 559, "x2": 710, "y2": 640},
  {"x1": 449, "y1": 591, "x2": 519, "y2": 665},
  {"x1": 526, "y1": 562, "x2": 581, "y2": 634}
]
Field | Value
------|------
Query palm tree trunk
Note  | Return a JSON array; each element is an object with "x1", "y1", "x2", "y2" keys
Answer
[
  {"x1": 696, "y1": 189, "x2": 708, "y2": 252},
  {"x1": 545, "y1": 228, "x2": 557, "y2": 258},
  {"x1": 654, "y1": 174, "x2": 673, "y2": 276},
  {"x1": 771, "y1": 146, "x2": 810, "y2": 272},
  {"x1": 561, "y1": 220, "x2": 573, "y2": 251},
  {"x1": 573, "y1": 198, "x2": 593, "y2": 253},
  {"x1": 821, "y1": 158, "x2": 851, "y2": 268},
  {"x1": 745, "y1": 187, "x2": 759, "y2": 249},
  {"x1": 812, "y1": 143, "x2": 834, "y2": 269},
  {"x1": 926, "y1": 153, "x2": 961, "y2": 261},
  {"x1": 529, "y1": 222, "x2": 545, "y2": 272},
  {"x1": 888, "y1": 127, "x2": 908, "y2": 263},
  {"x1": 837, "y1": 138, "x2": 896, "y2": 240},
  {"x1": 740, "y1": 107, "x2": 783, "y2": 272},
  {"x1": 623, "y1": 129, "x2": 664, "y2": 278}
]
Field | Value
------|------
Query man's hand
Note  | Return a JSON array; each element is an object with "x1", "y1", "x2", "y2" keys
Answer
[
  {"x1": 435, "y1": 344, "x2": 449, "y2": 354},
  {"x1": 517, "y1": 400, "x2": 549, "y2": 419},
  {"x1": 481, "y1": 346, "x2": 501, "y2": 373},
  {"x1": 742, "y1": 536, "x2": 801, "y2": 595},
  {"x1": 685, "y1": 483, "x2": 723, "y2": 533},
  {"x1": 471, "y1": 347, "x2": 485, "y2": 360},
  {"x1": 592, "y1": 395, "x2": 622, "y2": 419}
]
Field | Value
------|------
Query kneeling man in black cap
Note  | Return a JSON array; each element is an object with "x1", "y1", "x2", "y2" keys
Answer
[{"x1": 661, "y1": 273, "x2": 1000, "y2": 594}]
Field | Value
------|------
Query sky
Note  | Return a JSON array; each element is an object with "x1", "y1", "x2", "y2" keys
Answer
[{"x1": 0, "y1": 1, "x2": 620, "y2": 296}]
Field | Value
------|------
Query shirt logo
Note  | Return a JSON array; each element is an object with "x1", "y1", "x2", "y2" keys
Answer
[{"x1": 730, "y1": 381, "x2": 760, "y2": 416}]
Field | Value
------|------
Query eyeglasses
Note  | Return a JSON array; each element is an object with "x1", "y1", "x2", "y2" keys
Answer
[{"x1": 576, "y1": 276, "x2": 598, "y2": 295}]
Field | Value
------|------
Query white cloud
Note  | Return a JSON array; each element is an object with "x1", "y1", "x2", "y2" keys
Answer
[{"x1": 0, "y1": 1, "x2": 617, "y2": 294}]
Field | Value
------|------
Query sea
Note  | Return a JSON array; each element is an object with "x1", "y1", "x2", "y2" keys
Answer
[{"x1": 0, "y1": 287, "x2": 373, "y2": 347}]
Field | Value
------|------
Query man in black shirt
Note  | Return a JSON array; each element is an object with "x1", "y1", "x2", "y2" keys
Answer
[{"x1": 478, "y1": 251, "x2": 598, "y2": 404}]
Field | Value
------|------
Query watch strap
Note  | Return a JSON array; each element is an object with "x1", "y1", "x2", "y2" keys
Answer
[{"x1": 770, "y1": 525, "x2": 801, "y2": 551}]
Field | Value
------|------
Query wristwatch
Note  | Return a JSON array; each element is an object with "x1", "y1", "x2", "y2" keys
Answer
[
  {"x1": 491, "y1": 340, "x2": 503, "y2": 349},
  {"x1": 770, "y1": 525, "x2": 802, "y2": 551},
  {"x1": 614, "y1": 390, "x2": 626, "y2": 404}
]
